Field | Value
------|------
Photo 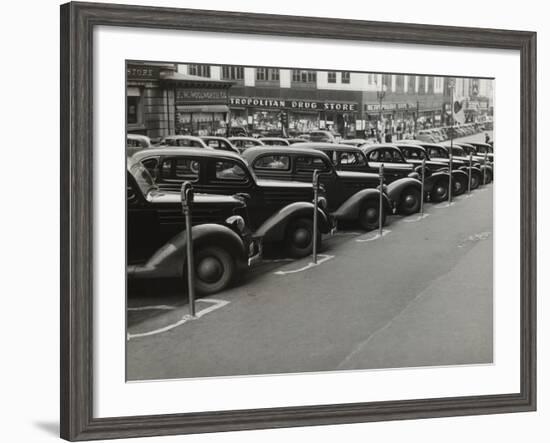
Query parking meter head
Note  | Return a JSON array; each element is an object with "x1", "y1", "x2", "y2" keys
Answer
[{"x1": 180, "y1": 181, "x2": 194, "y2": 207}]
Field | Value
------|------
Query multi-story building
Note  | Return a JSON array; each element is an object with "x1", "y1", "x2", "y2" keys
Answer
[{"x1": 126, "y1": 61, "x2": 492, "y2": 140}]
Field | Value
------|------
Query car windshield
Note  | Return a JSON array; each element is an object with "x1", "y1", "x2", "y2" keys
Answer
[{"x1": 130, "y1": 163, "x2": 158, "y2": 196}]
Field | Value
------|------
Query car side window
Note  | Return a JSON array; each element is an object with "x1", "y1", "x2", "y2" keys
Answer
[
  {"x1": 254, "y1": 155, "x2": 290, "y2": 171},
  {"x1": 159, "y1": 157, "x2": 200, "y2": 181},
  {"x1": 141, "y1": 158, "x2": 158, "y2": 175},
  {"x1": 215, "y1": 160, "x2": 249, "y2": 182},
  {"x1": 368, "y1": 150, "x2": 380, "y2": 162},
  {"x1": 295, "y1": 156, "x2": 330, "y2": 173},
  {"x1": 391, "y1": 150, "x2": 405, "y2": 163},
  {"x1": 337, "y1": 151, "x2": 366, "y2": 166}
]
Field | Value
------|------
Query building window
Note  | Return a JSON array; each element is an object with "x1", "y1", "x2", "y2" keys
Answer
[
  {"x1": 256, "y1": 68, "x2": 279, "y2": 82},
  {"x1": 427, "y1": 77, "x2": 434, "y2": 94},
  {"x1": 434, "y1": 77, "x2": 443, "y2": 90},
  {"x1": 222, "y1": 66, "x2": 244, "y2": 80},
  {"x1": 126, "y1": 87, "x2": 143, "y2": 126},
  {"x1": 188, "y1": 64, "x2": 211, "y2": 77},
  {"x1": 328, "y1": 72, "x2": 337, "y2": 83},
  {"x1": 417, "y1": 76, "x2": 426, "y2": 94},
  {"x1": 292, "y1": 70, "x2": 316, "y2": 83},
  {"x1": 407, "y1": 76, "x2": 416, "y2": 93},
  {"x1": 382, "y1": 74, "x2": 392, "y2": 89},
  {"x1": 341, "y1": 71, "x2": 350, "y2": 84},
  {"x1": 368, "y1": 74, "x2": 376, "y2": 85},
  {"x1": 395, "y1": 75, "x2": 405, "y2": 93}
]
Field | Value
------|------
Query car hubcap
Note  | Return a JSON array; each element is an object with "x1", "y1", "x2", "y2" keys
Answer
[
  {"x1": 365, "y1": 207, "x2": 378, "y2": 222},
  {"x1": 436, "y1": 185, "x2": 446, "y2": 196},
  {"x1": 293, "y1": 228, "x2": 311, "y2": 248},
  {"x1": 196, "y1": 257, "x2": 223, "y2": 283},
  {"x1": 404, "y1": 194, "x2": 417, "y2": 207}
]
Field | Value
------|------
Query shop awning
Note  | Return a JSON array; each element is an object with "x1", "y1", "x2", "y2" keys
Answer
[{"x1": 176, "y1": 105, "x2": 230, "y2": 113}]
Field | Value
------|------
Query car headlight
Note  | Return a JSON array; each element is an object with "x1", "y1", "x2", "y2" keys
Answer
[{"x1": 225, "y1": 215, "x2": 246, "y2": 234}]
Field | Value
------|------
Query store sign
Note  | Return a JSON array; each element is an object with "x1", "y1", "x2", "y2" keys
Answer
[
  {"x1": 230, "y1": 96, "x2": 358, "y2": 112},
  {"x1": 176, "y1": 88, "x2": 229, "y2": 105},
  {"x1": 365, "y1": 103, "x2": 410, "y2": 112},
  {"x1": 126, "y1": 64, "x2": 162, "y2": 80}
]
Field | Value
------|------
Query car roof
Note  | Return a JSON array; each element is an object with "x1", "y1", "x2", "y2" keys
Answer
[
  {"x1": 292, "y1": 142, "x2": 364, "y2": 153},
  {"x1": 361, "y1": 144, "x2": 402, "y2": 153},
  {"x1": 241, "y1": 146, "x2": 332, "y2": 162},
  {"x1": 228, "y1": 137, "x2": 262, "y2": 141},
  {"x1": 200, "y1": 136, "x2": 229, "y2": 141},
  {"x1": 127, "y1": 134, "x2": 150, "y2": 141},
  {"x1": 131, "y1": 147, "x2": 244, "y2": 162},
  {"x1": 394, "y1": 143, "x2": 426, "y2": 151}
]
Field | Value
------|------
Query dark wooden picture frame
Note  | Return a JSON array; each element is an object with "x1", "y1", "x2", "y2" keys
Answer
[{"x1": 60, "y1": 2, "x2": 536, "y2": 440}]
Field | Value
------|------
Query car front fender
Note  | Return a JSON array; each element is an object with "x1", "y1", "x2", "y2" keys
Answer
[
  {"x1": 386, "y1": 177, "x2": 422, "y2": 203},
  {"x1": 423, "y1": 171, "x2": 450, "y2": 193},
  {"x1": 127, "y1": 224, "x2": 247, "y2": 279},
  {"x1": 332, "y1": 188, "x2": 392, "y2": 221},
  {"x1": 253, "y1": 202, "x2": 331, "y2": 243}
]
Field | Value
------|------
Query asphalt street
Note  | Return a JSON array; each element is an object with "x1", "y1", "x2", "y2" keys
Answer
[{"x1": 127, "y1": 131, "x2": 493, "y2": 380}]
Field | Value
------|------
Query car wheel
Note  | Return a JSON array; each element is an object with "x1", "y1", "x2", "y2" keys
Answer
[
  {"x1": 358, "y1": 199, "x2": 385, "y2": 231},
  {"x1": 284, "y1": 218, "x2": 319, "y2": 258},
  {"x1": 398, "y1": 187, "x2": 421, "y2": 215},
  {"x1": 452, "y1": 175, "x2": 467, "y2": 196},
  {"x1": 430, "y1": 179, "x2": 449, "y2": 202},
  {"x1": 192, "y1": 246, "x2": 235, "y2": 295},
  {"x1": 483, "y1": 169, "x2": 493, "y2": 184},
  {"x1": 470, "y1": 171, "x2": 481, "y2": 190}
]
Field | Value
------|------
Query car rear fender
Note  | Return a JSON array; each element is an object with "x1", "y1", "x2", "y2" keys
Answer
[
  {"x1": 127, "y1": 224, "x2": 247, "y2": 279},
  {"x1": 332, "y1": 188, "x2": 392, "y2": 221},
  {"x1": 458, "y1": 165, "x2": 482, "y2": 176},
  {"x1": 253, "y1": 202, "x2": 331, "y2": 243}
]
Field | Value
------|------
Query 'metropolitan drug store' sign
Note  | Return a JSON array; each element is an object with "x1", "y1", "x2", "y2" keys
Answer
[{"x1": 230, "y1": 96, "x2": 358, "y2": 112}]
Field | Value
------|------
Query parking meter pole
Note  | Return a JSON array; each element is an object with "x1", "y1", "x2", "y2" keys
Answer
[
  {"x1": 312, "y1": 169, "x2": 320, "y2": 265},
  {"x1": 468, "y1": 153, "x2": 473, "y2": 194},
  {"x1": 379, "y1": 164, "x2": 384, "y2": 237},
  {"x1": 448, "y1": 150, "x2": 453, "y2": 205},
  {"x1": 420, "y1": 159, "x2": 425, "y2": 215},
  {"x1": 181, "y1": 182, "x2": 196, "y2": 317},
  {"x1": 483, "y1": 152, "x2": 488, "y2": 185}
]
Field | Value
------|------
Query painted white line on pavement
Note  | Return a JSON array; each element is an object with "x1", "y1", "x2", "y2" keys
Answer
[
  {"x1": 355, "y1": 229, "x2": 391, "y2": 243},
  {"x1": 127, "y1": 298, "x2": 230, "y2": 340},
  {"x1": 433, "y1": 202, "x2": 456, "y2": 209},
  {"x1": 274, "y1": 254, "x2": 334, "y2": 276},
  {"x1": 127, "y1": 305, "x2": 176, "y2": 311},
  {"x1": 402, "y1": 213, "x2": 430, "y2": 223},
  {"x1": 458, "y1": 231, "x2": 491, "y2": 248},
  {"x1": 261, "y1": 258, "x2": 294, "y2": 264}
]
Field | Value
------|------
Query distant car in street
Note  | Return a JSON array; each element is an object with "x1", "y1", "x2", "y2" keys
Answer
[
  {"x1": 126, "y1": 134, "x2": 152, "y2": 157},
  {"x1": 127, "y1": 160, "x2": 255, "y2": 294},
  {"x1": 259, "y1": 137, "x2": 291, "y2": 146},
  {"x1": 132, "y1": 148, "x2": 332, "y2": 258},
  {"x1": 156, "y1": 135, "x2": 211, "y2": 149},
  {"x1": 228, "y1": 137, "x2": 266, "y2": 153},
  {"x1": 308, "y1": 130, "x2": 341, "y2": 143},
  {"x1": 200, "y1": 136, "x2": 240, "y2": 154}
]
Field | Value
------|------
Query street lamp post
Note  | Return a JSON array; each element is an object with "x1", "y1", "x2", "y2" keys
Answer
[{"x1": 377, "y1": 84, "x2": 387, "y2": 142}]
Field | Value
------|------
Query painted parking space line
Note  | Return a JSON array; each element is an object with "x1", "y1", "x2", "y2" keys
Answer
[
  {"x1": 274, "y1": 254, "x2": 334, "y2": 276},
  {"x1": 458, "y1": 231, "x2": 491, "y2": 248},
  {"x1": 355, "y1": 229, "x2": 391, "y2": 243},
  {"x1": 402, "y1": 213, "x2": 430, "y2": 223},
  {"x1": 127, "y1": 298, "x2": 229, "y2": 340},
  {"x1": 127, "y1": 305, "x2": 176, "y2": 311},
  {"x1": 433, "y1": 201, "x2": 456, "y2": 209}
]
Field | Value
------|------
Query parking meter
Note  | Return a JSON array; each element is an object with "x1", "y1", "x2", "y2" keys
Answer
[
  {"x1": 312, "y1": 169, "x2": 321, "y2": 264},
  {"x1": 468, "y1": 153, "x2": 473, "y2": 193},
  {"x1": 181, "y1": 182, "x2": 196, "y2": 317},
  {"x1": 420, "y1": 158, "x2": 426, "y2": 215},
  {"x1": 448, "y1": 147, "x2": 453, "y2": 204},
  {"x1": 379, "y1": 164, "x2": 384, "y2": 236}
]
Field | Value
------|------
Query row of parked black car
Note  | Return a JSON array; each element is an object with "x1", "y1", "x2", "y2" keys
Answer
[{"x1": 126, "y1": 133, "x2": 494, "y2": 295}]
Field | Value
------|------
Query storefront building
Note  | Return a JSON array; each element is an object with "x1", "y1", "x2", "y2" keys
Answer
[{"x1": 126, "y1": 62, "x2": 233, "y2": 140}]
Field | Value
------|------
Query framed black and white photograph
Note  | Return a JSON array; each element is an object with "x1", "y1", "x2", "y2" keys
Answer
[{"x1": 60, "y1": 2, "x2": 536, "y2": 441}]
